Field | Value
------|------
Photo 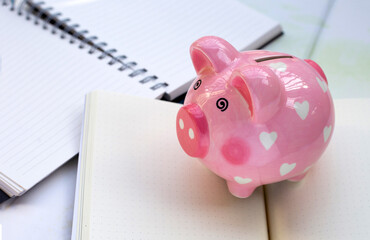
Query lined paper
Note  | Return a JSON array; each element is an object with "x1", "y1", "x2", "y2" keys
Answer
[
  {"x1": 44, "y1": 0, "x2": 281, "y2": 98},
  {"x1": 0, "y1": 7, "x2": 159, "y2": 194},
  {"x1": 0, "y1": 0, "x2": 281, "y2": 196},
  {"x1": 75, "y1": 91, "x2": 268, "y2": 240}
]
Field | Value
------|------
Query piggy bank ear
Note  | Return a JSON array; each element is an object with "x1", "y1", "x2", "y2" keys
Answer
[
  {"x1": 231, "y1": 65, "x2": 284, "y2": 122},
  {"x1": 190, "y1": 36, "x2": 239, "y2": 75}
]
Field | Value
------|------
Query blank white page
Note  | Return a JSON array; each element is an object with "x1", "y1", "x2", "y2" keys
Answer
[
  {"x1": 75, "y1": 91, "x2": 268, "y2": 240},
  {"x1": 42, "y1": 0, "x2": 282, "y2": 99},
  {"x1": 0, "y1": 6, "x2": 160, "y2": 194},
  {"x1": 265, "y1": 99, "x2": 370, "y2": 240}
]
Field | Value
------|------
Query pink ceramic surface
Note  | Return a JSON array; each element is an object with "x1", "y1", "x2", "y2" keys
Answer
[{"x1": 176, "y1": 36, "x2": 335, "y2": 198}]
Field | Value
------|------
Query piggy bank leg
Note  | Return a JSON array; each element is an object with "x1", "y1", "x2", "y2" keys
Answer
[
  {"x1": 226, "y1": 181, "x2": 256, "y2": 198},
  {"x1": 288, "y1": 172, "x2": 308, "y2": 182}
]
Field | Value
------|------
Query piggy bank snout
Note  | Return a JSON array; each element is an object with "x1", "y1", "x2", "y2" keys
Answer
[{"x1": 176, "y1": 104, "x2": 209, "y2": 158}]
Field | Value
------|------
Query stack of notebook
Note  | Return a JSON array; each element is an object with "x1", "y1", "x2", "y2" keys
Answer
[{"x1": 0, "y1": 0, "x2": 282, "y2": 202}]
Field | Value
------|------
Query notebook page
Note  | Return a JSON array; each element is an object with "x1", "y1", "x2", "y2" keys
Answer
[
  {"x1": 0, "y1": 7, "x2": 160, "y2": 194},
  {"x1": 265, "y1": 99, "x2": 370, "y2": 240},
  {"x1": 42, "y1": 0, "x2": 282, "y2": 99},
  {"x1": 76, "y1": 91, "x2": 268, "y2": 240}
]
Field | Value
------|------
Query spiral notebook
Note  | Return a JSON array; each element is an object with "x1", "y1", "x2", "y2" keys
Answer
[
  {"x1": 74, "y1": 91, "x2": 370, "y2": 239},
  {"x1": 0, "y1": 0, "x2": 281, "y2": 201}
]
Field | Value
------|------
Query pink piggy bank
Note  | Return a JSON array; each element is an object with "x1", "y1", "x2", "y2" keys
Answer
[{"x1": 176, "y1": 36, "x2": 334, "y2": 198}]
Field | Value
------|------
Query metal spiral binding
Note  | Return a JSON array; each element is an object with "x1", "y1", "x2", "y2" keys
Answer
[
  {"x1": 79, "y1": 36, "x2": 97, "y2": 49},
  {"x1": 32, "y1": 1, "x2": 44, "y2": 25},
  {"x1": 54, "y1": 18, "x2": 70, "y2": 36},
  {"x1": 3, "y1": 0, "x2": 168, "y2": 92}
]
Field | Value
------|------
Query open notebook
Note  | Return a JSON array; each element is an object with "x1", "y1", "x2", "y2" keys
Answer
[
  {"x1": 0, "y1": 0, "x2": 281, "y2": 201},
  {"x1": 74, "y1": 91, "x2": 370, "y2": 240}
]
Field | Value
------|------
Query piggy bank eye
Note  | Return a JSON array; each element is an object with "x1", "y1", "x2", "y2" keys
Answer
[
  {"x1": 193, "y1": 79, "x2": 202, "y2": 90},
  {"x1": 216, "y1": 98, "x2": 228, "y2": 112}
]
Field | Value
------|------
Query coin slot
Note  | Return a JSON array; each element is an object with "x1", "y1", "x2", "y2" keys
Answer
[{"x1": 255, "y1": 55, "x2": 292, "y2": 62}]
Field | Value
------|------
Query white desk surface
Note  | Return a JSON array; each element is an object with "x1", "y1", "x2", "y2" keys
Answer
[{"x1": 1, "y1": 0, "x2": 369, "y2": 239}]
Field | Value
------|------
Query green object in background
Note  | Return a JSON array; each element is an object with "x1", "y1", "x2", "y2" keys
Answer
[
  {"x1": 311, "y1": 0, "x2": 370, "y2": 98},
  {"x1": 240, "y1": 0, "x2": 370, "y2": 98}
]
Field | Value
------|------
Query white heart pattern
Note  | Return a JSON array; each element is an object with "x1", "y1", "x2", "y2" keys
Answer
[
  {"x1": 259, "y1": 131, "x2": 278, "y2": 150},
  {"x1": 269, "y1": 62, "x2": 287, "y2": 72},
  {"x1": 234, "y1": 176, "x2": 253, "y2": 184},
  {"x1": 294, "y1": 101, "x2": 309, "y2": 120},
  {"x1": 316, "y1": 77, "x2": 328, "y2": 93},
  {"x1": 303, "y1": 166, "x2": 312, "y2": 173},
  {"x1": 280, "y1": 163, "x2": 296, "y2": 176},
  {"x1": 323, "y1": 125, "x2": 332, "y2": 142}
]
